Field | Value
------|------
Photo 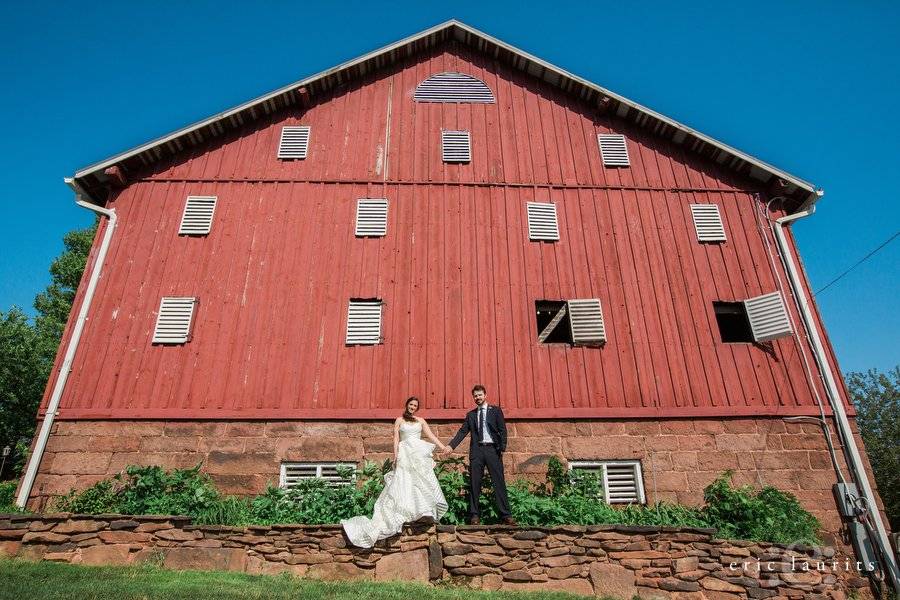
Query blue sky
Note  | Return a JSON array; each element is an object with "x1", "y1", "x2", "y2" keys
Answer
[{"x1": 0, "y1": 2, "x2": 897, "y2": 373}]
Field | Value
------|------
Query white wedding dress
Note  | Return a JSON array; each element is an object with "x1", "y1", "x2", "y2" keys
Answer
[{"x1": 341, "y1": 420, "x2": 448, "y2": 548}]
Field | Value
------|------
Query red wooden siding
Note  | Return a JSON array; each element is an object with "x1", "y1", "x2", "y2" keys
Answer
[{"x1": 42, "y1": 44, "x2": 848, "y2": 420}]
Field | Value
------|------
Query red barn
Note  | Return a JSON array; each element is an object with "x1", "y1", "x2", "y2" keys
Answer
[{"x1": 18, "y1": 19, "x2": 892, "y2": 562}]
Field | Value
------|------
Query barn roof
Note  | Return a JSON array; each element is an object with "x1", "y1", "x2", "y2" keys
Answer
[{"x1": 69, "y1": 19, "x2": 822, "y2": 209}]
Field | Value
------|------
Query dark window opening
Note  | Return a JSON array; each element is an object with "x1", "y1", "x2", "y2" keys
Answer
[
  {"x1": 535, "y1": 300, "x2": 571, "y2": 344},
  {"x1": 714, "y1": 302, "x2": 753, "y2": 343}
]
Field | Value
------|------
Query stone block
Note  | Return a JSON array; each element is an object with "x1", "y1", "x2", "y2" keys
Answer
[
  {"x1": 0, "y1": 541, "x2": 21, "y2": 557},
  {"x1": 81, "y1": 544, "x2": 131, "y2": 566},
  {"x1": 590, "y1": 562, "x2": 638, "y2": 598},
  {"x1": 163, "y1": 547, "x2": 248, "y2": 572},
  {"x1": 155, "y1": 529, "x2": 201, "y2": 541},
  {"x1": 276, "y1": 437, "x2": 364, "y2": 462},
  {"x1": 21, "y1": 532, "x2": 68, "y2": 544},
  {"x1": 53, "y1": 520, "x2": 104, "y2": 535},
  {"x1": 205, "y1": 452, "x2": 274, "y2": 475},
  {"x1": 700, "y1": 577, "x2": 747, "y2": 592},
  {"x1": 307, "y1": 562, "x2": 374, "y2": 581},
  {"x1": 443, "y1": 542, "x2": 475, "y2": 555},
  {"x1": 49, "y1": 453, "x2": 111, "y2": 475},
  {"x1": 375, "y1": 549, "x2": 429, "y2": 582},
  {"x1": 658, "y1": 577, "x2": 700, "y2": 591}
]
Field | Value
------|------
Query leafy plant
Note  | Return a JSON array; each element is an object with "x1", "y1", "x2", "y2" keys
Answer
[{"x1": 0, "y1": 479, "x2": 21, "y2": 513}]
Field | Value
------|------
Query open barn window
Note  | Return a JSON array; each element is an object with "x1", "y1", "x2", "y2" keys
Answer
[
  {"x1": 714, "y1": 302, "x2": 753, "y2": 343},
  {"x1": 536, "y1": 299, "x2": 606, "y2": 345},
  {"x1": 569, "y1": 460, "x2": 646, "y2": 504},
  {"x1": 714, "y1": 292, "x2": 792, "y2": 343}
]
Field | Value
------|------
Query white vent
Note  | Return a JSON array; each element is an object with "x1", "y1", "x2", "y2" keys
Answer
[
  {"x1": 345, "y1": 299, "x2": 383, "y2": 345},
  {"x1": 597, "y1": 134, "x2": 630, "y2": 167},
  {"x1": 744, "y1": 291, "x2": 793, "y2": 342},
  {"x1": 442, "y1": 130, "x2": 471, "y2": 163},
  {"x1": 178, "y1": 196, "x2": 217, "y2": 236},
  {"x1": 277, "y1": 126, "x2": 311, "y2": 159},
  {"x1": 567, "y1": 299, "x2": 606, "y2": 345},
  {"x1": 355, "y1": 199, "x2": 388, "y2": 237},
  {"x1": 690, "y1": 204, "x2": 726, "y2": 242},
  {"x1": 570, "y1": 460, "x2": 645, "y2": 504},
  {"x1": 527, "y1": 202, "x2": 560, "y2": 241},
  {"x1": 414, "y1": 72, "x2": 495, "y2": 103},
  {"x1": 279, "y1": 462, "x2": 356, "y2": 489},
  {"x1": 152, "y1": 297, "x2": 197, "y2": 344}
]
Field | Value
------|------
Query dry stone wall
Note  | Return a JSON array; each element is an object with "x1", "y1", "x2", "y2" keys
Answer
[{"x1": 0, "y1": 513, "x2": 865, "y2": 599}]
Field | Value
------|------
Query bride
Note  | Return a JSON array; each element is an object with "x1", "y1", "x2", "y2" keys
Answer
[{"x1": 341, "y1": 397, "x2": 450, "y2": 548}]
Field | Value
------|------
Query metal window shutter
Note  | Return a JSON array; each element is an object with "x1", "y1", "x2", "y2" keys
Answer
[
  {"x1": 442, "y1": 130, "x2": 471, "y2": 163},
  {"x1": 355, "y1": 199, "x2": 388, "y2": 237},
  {"x1": 603, "y1": 462, "x2": 645, "y2": 504},
  {"x1": 152, "y1": 297, "x2": 197, "y2": 344},
  {"x1": 744, "y1": 291, "x2": 793, "y2": 342},
  {"x1": 414, "y1": 72, "x2": 495, "y2": 103},
  {"x1": 597, "y1": 134, "x2": 630, "y2": 167},
  {"x1": 567, "y1": 299, "x2": 606, "y2": 345},
  {"x1": 345, "y1": 300, "x2": 383, "y2": 345},
  {"x1": 281, "y1": 463, "x2": 318, "y2": 488},
  {"x1": 178, "y1": 196, "x2": 217, "y2": 236},
  {"x1": 526, "y1": 202, "x2": 560, "y2": 241},
  {"x1": 690, "y1": 204, "x2": 726, "y2": 242},
  {"x1": 278, "y1": 126, "x2": 311, "y2": 159}
]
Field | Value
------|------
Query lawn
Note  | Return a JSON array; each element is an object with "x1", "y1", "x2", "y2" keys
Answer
[{"x1": 0, "y1": 559, "x2": 596, "y2": 600}]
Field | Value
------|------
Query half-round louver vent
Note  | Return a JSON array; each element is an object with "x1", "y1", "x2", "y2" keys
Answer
[{"x1": 414, "y1": 72, "x2": 495, "y2": 103}]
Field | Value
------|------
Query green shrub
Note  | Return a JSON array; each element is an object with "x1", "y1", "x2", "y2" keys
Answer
[
  {"x1": 45, "y1": 458, "x2": 821, "y2": 545},
  {"x1": 702, "y1": 471, "x2": 820, "y2": 544},
  {"x1": 0, "y1": 480, "x2": 20, "y2": 513}
]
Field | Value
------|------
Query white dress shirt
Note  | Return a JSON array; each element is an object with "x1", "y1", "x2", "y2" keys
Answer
[{"x1": 478, "y1": 404, "x2": 494, "y2": 444}]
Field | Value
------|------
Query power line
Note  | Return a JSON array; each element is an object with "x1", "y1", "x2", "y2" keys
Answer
[{"x1": 815, "y1": 230, "x2": 900, "y2": 295}]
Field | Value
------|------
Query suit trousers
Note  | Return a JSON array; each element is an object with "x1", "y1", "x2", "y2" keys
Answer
[{"x1": 468, "y1": 444, "x2": 511, "y2": 518}]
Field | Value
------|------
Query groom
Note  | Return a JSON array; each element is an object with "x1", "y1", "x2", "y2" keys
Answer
[{"x1": 448, "y1": 384, "x2": 515, "y2": 525}]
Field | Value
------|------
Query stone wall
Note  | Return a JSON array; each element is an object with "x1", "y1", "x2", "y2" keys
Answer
[
  {"x1": 28, "y1": 417, "x2": 886, "y2": 540},
  {"x1": 0, "y1": 513, "x2": 864, "y2": 599}
]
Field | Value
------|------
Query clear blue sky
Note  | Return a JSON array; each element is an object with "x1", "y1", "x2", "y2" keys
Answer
[{"x1": 0, "y1": 2, "x2": 897, "y2": 374}]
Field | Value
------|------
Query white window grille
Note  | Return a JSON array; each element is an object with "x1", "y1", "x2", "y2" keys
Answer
[
  {"x1": 567, "y1": 299, "x2": 606, "y2": 345},
  {"x1": 744, "y1": 291, "x2": 793, "y2": 342},
  {"x1": 526, "y1": 202, "x2": 560, "y2": 241},
  {"x1": 277, "y1": 125, "x2": 311, "y2": 159},
  {"x1": 414, "y1": 72, "x2": 495, "y2": 103},
  {"x1": 597, "y1": 133, "x2": 630, "y2": 167},
  {"x1": 441, "y1": 130, "x2": 471, "y2": 163},
  {"x1": 178, "y1": 196, "x2": 217, "y2": 236},
  {"x1": 345, "y1": 299, "x2": 383, "y2": 345},
  {"x1": 690, "y1": 204, "x2": 726, "y2": 242},
  {"x1": 151, "y1": 297, "x2": 198, "y2": 344},
  {"x1": 355, "y1": 199, "x2": 388, "y2": 237},
  {"x1": 569, "y1": 460, "x2": 646, "y2": 504},
  {"x1": 279, "y1": 462, "x2": 356, "y2": 488}
]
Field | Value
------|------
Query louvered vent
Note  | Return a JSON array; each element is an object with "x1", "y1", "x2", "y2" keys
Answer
[
  {"x1": 442, "y1": 130, "x2": 471, "y2": 163},
  {"x1": 151, "y1": 297, "x2": 197, "y2": 344},
  {"x1": 690, "y1": 204, "x2": 726, "y2": 242},
  {"x1": 527, "y1": 202, "x2": 560, "y2": 241},
  {"x1": 345, "y1": 299, "x2": 383, "y2": 345},
  {"x1": 414, "y1": 72, "x2": 495, "y2": 103},
  {"x1": 280, "y1": 462, "x2": 355, "y2": 488},
  {"x1": 570, "y1": 460, "x2": 645, "y2": 504},
  {"x1": 355, "y1": 199, "x2": 388, "y2": 237},
  {"x1": 178, "y1": 196, "x2": 217, "y2": 236},
  {"x1": 597, "y1": 134, "x2": 630, "y2": 167},
  {"x1": 567, "y1": 299, "x2": 606, "y2": 345},
  {"x1": 744, "y1": 291, "x2": 793, "y2": 342},
  {"x1": 277, "y1": 126, "x2": 311, "y2": 159}
]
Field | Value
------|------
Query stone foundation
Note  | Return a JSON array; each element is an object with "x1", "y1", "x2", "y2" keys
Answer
[
  {"x1": 29, "y1": 416, "x2": 884, "y2": 541},
  {"x1": 0, "y1": 513, "x2": 865, "y2": 598}
]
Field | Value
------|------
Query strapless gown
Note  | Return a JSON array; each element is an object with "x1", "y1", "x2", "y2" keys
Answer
[{"x1": 341, "y1": 420, "x2": 449, "y2": 547}]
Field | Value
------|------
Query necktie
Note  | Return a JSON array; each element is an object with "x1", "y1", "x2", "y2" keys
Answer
[{"x1": 479, "y1": 407, "x2": 485, "y2": 441}]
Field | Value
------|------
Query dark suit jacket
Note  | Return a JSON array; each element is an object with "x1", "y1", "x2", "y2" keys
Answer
[{"x1": 449, "y1": 405, "x2": 508, "y2": 453}]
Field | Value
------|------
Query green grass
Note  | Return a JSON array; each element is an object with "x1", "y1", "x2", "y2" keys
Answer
[{"x1": 0, "y1": 559, "x2": 597, "y2": 600}]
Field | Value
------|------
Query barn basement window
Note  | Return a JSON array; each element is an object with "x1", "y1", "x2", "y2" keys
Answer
[
  {"x1": 277, "y1": 126, "x2": 311, "y2": 159},
  {"x1": 569, "y1": 460, "x2": 646, "y2": 504},
  {"x1": 151, "y1": 297, "x2": 198, "y2": 345},
  {"x1": 714, "y1": 292, "x2": 792, "y2": 343},
  {"x1": 345, "y1": 299, "x2": 383, "y2": 345},
  {"x1": 536, "y1": 299, "x2": 606, "y2": 345},
  {"x1": 279, "y1": 462, "x2": 356, "y2": 488}
]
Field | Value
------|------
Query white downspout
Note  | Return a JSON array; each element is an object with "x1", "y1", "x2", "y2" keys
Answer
[
  {"x1": 15, "y1": 180, "x2": 117, "y2": 508},
  {"x1": 773, "y1": 202, "x2": 899, "y2": 591}
]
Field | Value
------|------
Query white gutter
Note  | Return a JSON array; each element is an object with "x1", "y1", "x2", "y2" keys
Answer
[
  {"x1": 773, "y1": 203, "x2": 899, "y2": 591},
  {"x1": 15, "y1": 180, "x2": 117, "y2": 508}
]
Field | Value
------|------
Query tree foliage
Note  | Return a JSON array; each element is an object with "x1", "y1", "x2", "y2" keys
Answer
[
  {"x1": 0, "y1": 223, "x2": 96, "y2": 478},
  {"x1": 848, "y1": 367, "x2": 899, "y2": 530}
]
